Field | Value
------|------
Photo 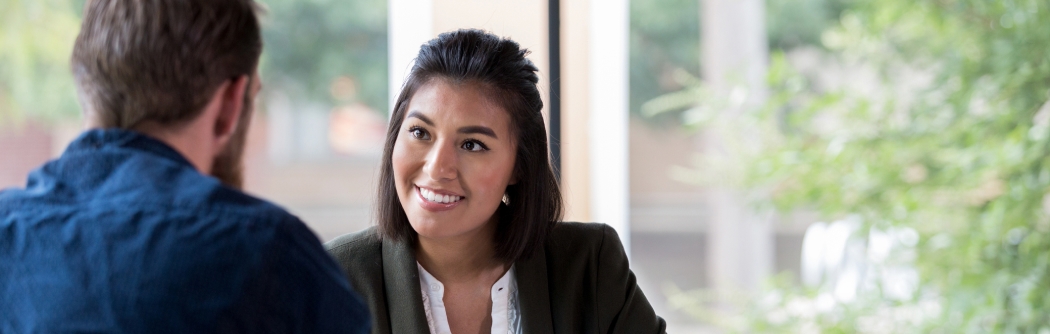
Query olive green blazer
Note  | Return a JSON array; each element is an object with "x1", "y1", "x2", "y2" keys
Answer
[{"x1": 324, "y1": 222, "x2": 667, "y2": 334}]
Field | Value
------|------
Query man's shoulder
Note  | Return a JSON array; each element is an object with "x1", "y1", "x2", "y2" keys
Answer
[
  {"x1": 197, "y1": 185, "x2": 296, "y2": 222},
  {"x1": 134, "y1": 184, "x2": 301, "y2": 250},
  {"x1": 0, "y1": 139, "x2": 297, "y2": 226},
  {"x1": 130, "y1": 170, "x2": 302, "y2": 235},
  {"x1": 0, "y1": 196, "x2": 307, "y2": 330}
]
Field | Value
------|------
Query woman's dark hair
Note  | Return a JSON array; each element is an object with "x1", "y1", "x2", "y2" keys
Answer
[{"x1": 376, "y1": 29, "x2": 563, "y2": 263}]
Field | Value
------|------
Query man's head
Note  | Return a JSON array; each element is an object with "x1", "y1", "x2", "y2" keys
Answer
[{"x1": 71, "y1": 0, "x2": 263, "y2": 188}]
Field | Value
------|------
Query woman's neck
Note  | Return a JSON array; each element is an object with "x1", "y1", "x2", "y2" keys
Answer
[{"x1": 415, "y1": 216, "x2": 506, "y2": 283}]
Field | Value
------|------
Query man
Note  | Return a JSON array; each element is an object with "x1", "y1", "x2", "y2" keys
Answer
[{"x1": 0, "y1": 0, "x2": 369, "y2": 332}]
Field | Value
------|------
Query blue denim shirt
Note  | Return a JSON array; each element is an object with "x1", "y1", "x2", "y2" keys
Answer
[{"x1": 0, "y1": 129, "x2": 370, "y2": 333}]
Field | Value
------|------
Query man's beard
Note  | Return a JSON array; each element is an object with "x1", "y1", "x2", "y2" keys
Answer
[{"x1": 210, "y1": 90, "x2": 254, "y2": 190}]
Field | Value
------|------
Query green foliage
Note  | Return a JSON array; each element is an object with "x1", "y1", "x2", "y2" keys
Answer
[
  {"x1": 0, "y1": 0, "x2": 84, "y2": 124},
  {"x1": 630, "y1": 0, "x2": 845, "y2": 123},
  {"x1": 0, "y1": 0, "x2": 389, "y2": 125},
  {"x1": 766, "y1": 0, "x2": 848, "y2": 50},
  {"x1": 259, "y1": 0, "x2": 388, "y2": 114},
  {"x1": 761, "y1": 1, "x2": 1050, "y2": 329},
  {"x1": 652, "y1": 0, "x2": 1050, "y2": 331},
  {"x1": 665, "y1": 273, "x2": 944, "y2": 332},
  {"x1": 630, "y1": 0, "x2": 701, "y2": 123}
]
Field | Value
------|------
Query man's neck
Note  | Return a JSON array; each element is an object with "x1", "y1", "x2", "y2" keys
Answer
[{"x1": 127, "y1": 121, "x2": 215, "y2": 175}]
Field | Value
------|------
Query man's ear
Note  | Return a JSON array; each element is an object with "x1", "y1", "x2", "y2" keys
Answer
[{"x1": 213, "y1": 75, "x2": 250, "y2": 146}]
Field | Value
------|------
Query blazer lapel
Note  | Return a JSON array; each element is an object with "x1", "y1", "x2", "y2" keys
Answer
[
  {"x1": 382, "y1": 237, "x2": 430, "y2": 334},
  {"x1": 515, "y1": 250, "x2": 554, "y2": 332}
]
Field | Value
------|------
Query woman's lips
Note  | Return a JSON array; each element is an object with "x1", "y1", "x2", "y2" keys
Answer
[{"x1": 415, "y1": 186, "x2": 461, "y2": 212}]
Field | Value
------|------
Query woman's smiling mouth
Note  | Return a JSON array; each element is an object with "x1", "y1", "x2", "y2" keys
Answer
[{"x1": 415, "y1": 186, "x2": 463, "y2": 211}]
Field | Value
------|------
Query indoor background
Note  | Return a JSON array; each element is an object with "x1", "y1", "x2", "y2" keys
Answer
[{"x1": 2, "y1": 0, "x2": 1048, "y2": 332}]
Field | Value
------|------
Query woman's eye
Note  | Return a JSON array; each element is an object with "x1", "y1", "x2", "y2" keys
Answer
[
  {"x1": 408, "y1": 127, "x2": 430, "y2": 140},
  {"x1": 462, "y1": 140, "x2": 488, "y2": 152}
]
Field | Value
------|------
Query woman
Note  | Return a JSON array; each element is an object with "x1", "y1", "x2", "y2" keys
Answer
[{"x1": 325, "y1": 29, "x2": 666, "y2": 334}]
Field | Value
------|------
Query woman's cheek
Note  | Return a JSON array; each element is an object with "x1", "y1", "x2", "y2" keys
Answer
[
  {"x1": 391, "y1": 142, "x2": 415, "y2": 192},
  {"x1": 471, "y1": 163, "x2": 513, "y2": 199}
]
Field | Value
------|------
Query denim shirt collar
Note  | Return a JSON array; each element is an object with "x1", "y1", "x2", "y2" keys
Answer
[{"x1": 66, "y1": 128, "x2": 195, "y2": 169}]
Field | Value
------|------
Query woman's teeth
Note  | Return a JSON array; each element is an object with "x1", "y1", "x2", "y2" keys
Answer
[{"x1": 420, "y1": 187, "x2": 462, "y2": 204}]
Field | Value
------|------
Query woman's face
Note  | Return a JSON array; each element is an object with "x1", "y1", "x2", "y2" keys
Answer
[{"x1": 392, "y1": 79, "x2": 517, "y2": 242}]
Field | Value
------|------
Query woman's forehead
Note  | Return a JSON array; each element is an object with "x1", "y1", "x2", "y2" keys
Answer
[{"x1": 406, "y1": 79, "x2": 512, "y2": 131}]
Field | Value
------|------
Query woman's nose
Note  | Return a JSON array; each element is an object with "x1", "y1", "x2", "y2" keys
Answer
[{"x1": 423, "y1": 140, "x2": 457, "y2": 181}]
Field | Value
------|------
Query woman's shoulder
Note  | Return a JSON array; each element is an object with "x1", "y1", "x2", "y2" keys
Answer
[
  {"x1": 323, "y1": 226, "x2": 383, "y2": 268},
  {"x1": 549, "y1": 221, "x2": 610, "y2": 239},
  {"x1": 545, "y1": 222, "x2": 625, "y2": 258},
  {"x1": 542, "y1": 222, "x2": 667, "y2": 333}
]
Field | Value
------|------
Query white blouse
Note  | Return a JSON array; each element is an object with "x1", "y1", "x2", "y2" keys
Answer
[{"x1": 417, "y1": 263, "x2": 522, "y2": 334}]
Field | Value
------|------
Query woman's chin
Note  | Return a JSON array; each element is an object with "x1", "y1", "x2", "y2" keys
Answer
[
  {"x1": 409, "y1": 221, "x2": 449, "y2": 240},
  {"x1": 410, "y1": 220, "x2": 488, "y2": 242}
]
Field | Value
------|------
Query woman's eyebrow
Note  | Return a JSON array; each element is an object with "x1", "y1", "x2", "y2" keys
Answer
[
  {"x1": 406, "y1": 111, "x2": 435, "y2": 126},
  {"x1": 458, "y1": 126, "x2": 498, "y2": 139},
  {"x1": 408, "y1": 111, "x2": 498, "y2": 138}
]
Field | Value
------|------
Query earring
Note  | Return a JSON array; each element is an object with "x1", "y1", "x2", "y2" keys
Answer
[{"x1": 502, "y1": 194, "x2": 509, "y2": 205}]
